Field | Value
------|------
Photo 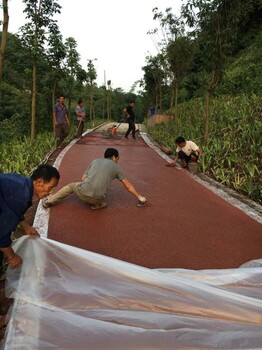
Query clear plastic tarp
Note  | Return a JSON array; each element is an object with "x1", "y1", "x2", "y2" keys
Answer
[{"x1": 1, "y1": 236, "x2": 262, "y2": 349}]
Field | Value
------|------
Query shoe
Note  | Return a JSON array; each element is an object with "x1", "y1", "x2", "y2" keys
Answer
[
  {"x1": 91, "y1": 202, "x2": 108, "y2": 210},
  {"x1": 42, "y1": 199, "x2": 54, "y2": 209},
  {"x1": 166, "y1": 163, "x2": 175, "y2": 167}
]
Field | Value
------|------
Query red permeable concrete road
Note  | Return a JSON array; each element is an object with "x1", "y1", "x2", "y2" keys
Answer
[{"x1": 47, "y1": 132, "x2": 262, "y2": 269}]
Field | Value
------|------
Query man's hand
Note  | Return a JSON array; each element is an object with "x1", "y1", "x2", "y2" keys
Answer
[
  {"x1": 25, "y1": 226, "x2": 40, "y2": 238},
  {"x1": 20, "y1": 220, "x2": 40, "y2": 238},
  {"x1": 138, "y1": 195, "x2": 147, "y2": 204},
  {"x1": 8, "y1": 253, "x2": 22, "y2": 269}
]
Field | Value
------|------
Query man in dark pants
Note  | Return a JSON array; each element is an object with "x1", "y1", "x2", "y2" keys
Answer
[
  {"x1": 53, "y1": 95, "x2": 70, "y2": 147},
  {"x1": 166, "y1": 136, "x2": 202, "y2": 168},
  {"x1": 0, "y1": 164, "x2": 60, "y2": 270},
  {"x1": 123, "y1": 100, "x2": 136, "y2": 140}
]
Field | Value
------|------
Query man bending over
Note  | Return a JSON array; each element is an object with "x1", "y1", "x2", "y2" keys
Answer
[
  {"x1": 166, "y1": 136, "x2": 202, "y2": 168},
  {"x1": 43, "y1": 148, "x2": 147, "y2": 210}
]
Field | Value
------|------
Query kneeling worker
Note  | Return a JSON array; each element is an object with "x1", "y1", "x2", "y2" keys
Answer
[
  {"x1": 43, "y1": 148, "x2": 147, "y2": 210},
  {"x1": 166, "y1": 136, "x2": 202, "y2": 168}
]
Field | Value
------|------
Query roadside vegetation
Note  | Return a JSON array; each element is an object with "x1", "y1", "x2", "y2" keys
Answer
[
  {"x1": 0, "y1": 0, "x2": 261, "y2": 205},
  {"x1": 147, "y1": 94, "x2": 261, "y2": 204},
  {"x1": 0, "y1": 118, "x2": 104, "y2": 175}
]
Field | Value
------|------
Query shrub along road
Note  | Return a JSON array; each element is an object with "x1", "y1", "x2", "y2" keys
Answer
[{"x1": 44, "y1": 130, "x2": 262, "y2": 269}]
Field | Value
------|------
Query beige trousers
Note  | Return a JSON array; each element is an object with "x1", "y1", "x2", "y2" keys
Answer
[{"x1": 49, "y1": 182, "x2": 103, "y2": 206}]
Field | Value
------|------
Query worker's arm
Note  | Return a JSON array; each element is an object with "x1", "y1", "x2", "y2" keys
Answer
[
  {"x1": 123, "y1": 108, "x2": 130, "y2": 118},
  {"x1": 76, "y1": 110, "x2": 85, "y2": 119},
  {"x1": 0, "y1": 246, "x2": 22, "y2": 269},
  {"x1": 121, "y1": 179, "x2": 146, "y2": 203},
  {"x1": 172, "y1": 154, "x2": 179, "y2": 165},
  {"x1": 20, "y1": 219, "x2": 40, "y2": 238},
  {"x1": 166, "y1": 153, "x2": 179, "y2": 167},
  {"x1": 196, "y1": 147, "x2": 203, "y2": 158},
  {"x1": 65, "y1": 114, "x2": 70, "y2": 126}
]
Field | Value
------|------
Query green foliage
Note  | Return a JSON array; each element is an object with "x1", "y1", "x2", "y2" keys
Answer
[
  {"x1": 167, "y1": 36, "x2": 195, "y2": 83},
  {"x1": 148, "y1": 94, "x2": 262, "y2": 204},
  {"x1": 20, "y1": 0, "x2": 61, "y2": 54},
  {"x1": 0, "y1": 132, "x2": 56, "y2": 175},
  {"x1": 0, "y1": 116, "x2": 106, "y2": 176},
  {"x1": 217, "y1": 31, "x2": 262, "y2": 95},
  {"x1": 0, "y1": 32, "x2": 31, "y2": 89}
]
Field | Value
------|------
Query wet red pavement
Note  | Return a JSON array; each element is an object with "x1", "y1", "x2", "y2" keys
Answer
[{"x1": 47, "y1": 131, "x2": 262, "y2": 269}]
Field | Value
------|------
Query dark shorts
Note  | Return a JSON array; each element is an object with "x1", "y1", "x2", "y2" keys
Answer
[{"x1": 178, "y1": 151, "x2": 199, "y2": 163}]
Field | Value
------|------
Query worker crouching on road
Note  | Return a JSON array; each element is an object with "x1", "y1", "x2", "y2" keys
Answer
[
  {"x1": 43, "y1": 148, "x2": 147, "y2": 210},
  {"x1": 166, "y1": 136, "x2": 202, "y2": 168}
]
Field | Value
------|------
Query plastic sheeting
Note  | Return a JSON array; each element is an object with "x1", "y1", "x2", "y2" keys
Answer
[{"x1": 1, "y1": 236, "x2": 262, "y2": 349}]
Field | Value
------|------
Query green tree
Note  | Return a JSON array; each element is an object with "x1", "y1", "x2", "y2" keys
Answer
[
  {"x1": 0, "y1": 32, "x2": 30, "y2": 89},
  {"x1": 86, "y1": 58, "x2": 97, "y2": 124},
  {"x1": 167, "y1": 36, "x2": 195, "y2": 120},
  {"x1": 64, "y1": 37, "x2": 81, "y2": 118},
  {"x1": 142, "y1": 54, "x2": 166, "y2": 114},
  {"x1": 20, "y1": 0, "x2": 61, "y2": 141},
  {"x1": 181, "y1": 0, "x2": 258, "y2": 140},
  {"x1": 47, "y1": 30, "x2": 66, "y2": 106}
]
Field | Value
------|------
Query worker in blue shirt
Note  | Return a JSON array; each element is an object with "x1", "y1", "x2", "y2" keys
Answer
[{"x1": 0, "y1": 164, "x2": 60, "y2": 269}]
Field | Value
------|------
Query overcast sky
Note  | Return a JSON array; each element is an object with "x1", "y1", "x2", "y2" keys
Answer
[{"x1": 5, "y1": 0, "x2": 181, "y2": 92}]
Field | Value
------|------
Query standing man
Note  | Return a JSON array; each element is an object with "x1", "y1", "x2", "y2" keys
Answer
[
  {"x1": 123, "y1": 100, "x2": 136, "y2": 140},
  {"x1": 0, "y1": 164, "x2": 60, "y2": 269},
  {"x1": 166, "y1": 136, "x2": 202, "y2": 168},
  {"x1": 53, "y1": 95, "x2": 70, "y2": 148},
  {"x1": 75, "y1": 99, "x2": 86, "y2": 139},
  {"x1": 43, "y1": 148, "x2": 147, "y2": 210}
]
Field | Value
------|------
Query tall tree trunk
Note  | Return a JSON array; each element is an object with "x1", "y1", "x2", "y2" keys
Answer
[
  {"x1": 31, "y1": 60, "x2": 37, "y2": 141},
  {"x1": 0, "y1": 0, "x2": 9, "y2": 81}
]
